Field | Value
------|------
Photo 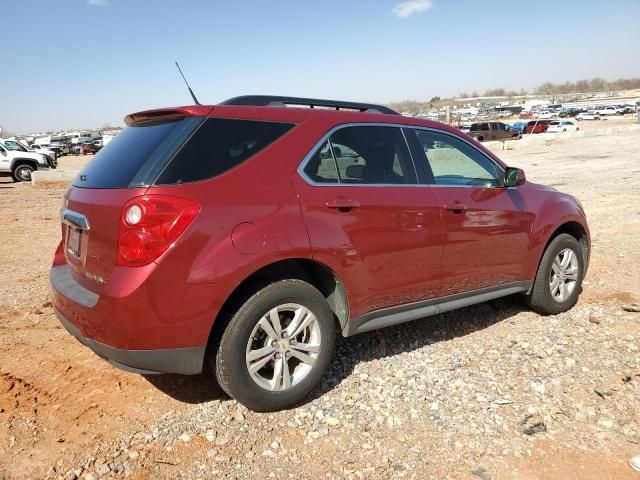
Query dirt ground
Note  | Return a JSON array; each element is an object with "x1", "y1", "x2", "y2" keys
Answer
[{"x1": 0, "y1": 130, "x2": 638, "y2": 479}]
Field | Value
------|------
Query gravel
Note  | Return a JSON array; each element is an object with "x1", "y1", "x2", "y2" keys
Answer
[{"x1": 47, "y1": 300, "x2": 639, "y2": 479}]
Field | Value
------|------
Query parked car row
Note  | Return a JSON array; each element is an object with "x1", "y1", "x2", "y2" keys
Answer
[
  {"x1": 520, "y1": 102, "x2": 636, "y2": 120},
  {"x1": 458, "y1": 118, "x2": 585, "y2": 138}
]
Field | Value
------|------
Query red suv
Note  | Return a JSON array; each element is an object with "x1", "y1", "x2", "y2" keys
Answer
[{"x1": 51, "y1": 96, "x2": 590, "y2": 411}]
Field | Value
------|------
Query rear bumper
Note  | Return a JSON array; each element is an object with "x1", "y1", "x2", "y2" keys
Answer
[
  {"x1": 49, "y1": 260, "x2": 217, "y2": 375},
  {"x1": 56, "y1": 308, "x2": 205, "y2": 375}
]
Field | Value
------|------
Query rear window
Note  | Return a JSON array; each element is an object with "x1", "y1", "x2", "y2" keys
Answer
[
  {"x1": 73, "y1": 117, "x2": 294, "y2": 188},
  {"x1": 155, "y1": 118, "x2": 294, "y2": 185},
  {"x1": 73, "y1": 117, "x2": 202, "y2": 188}
]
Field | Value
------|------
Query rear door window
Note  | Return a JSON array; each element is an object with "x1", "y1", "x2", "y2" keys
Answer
[
  {"x1": 155, "y1": 119, "x2": 294, "y2": 185},
  {"x1": 329, "y1": 126, "x2": 416, "y2": 184},
  {"x1": 301, "y1": 126, "x2": 417, "y2": 185}
]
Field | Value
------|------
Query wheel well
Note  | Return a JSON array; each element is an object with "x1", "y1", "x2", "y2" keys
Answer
[
  {"x1": 12, "y1": 159, "x2": 37, "y2": 171},
  {"x1": 543, "y1": 221, "x2": 589, "y2": 272},
  {"x1": 205, "y1": 259, "x2": 349, "y2": 364},
  {"x1": 548, "y1": 221, "x2": 586, "y2": 244}
]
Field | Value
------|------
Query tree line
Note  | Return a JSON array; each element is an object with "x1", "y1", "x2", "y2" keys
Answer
[
  {"x1": 460, "y1": 77, "x2": 640, "y2": 99},
  {"x1": 390, "y1": 77, "x2": 640, "y2": 113}
]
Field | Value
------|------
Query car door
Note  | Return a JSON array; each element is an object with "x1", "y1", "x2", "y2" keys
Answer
[
  {"x1": 489, "y1": 123, "x2": 502, "y2": 140},
  {"x1": 409, "y1": 128, "x2": 534, "y2": 296},
  {"x1": 292, "y1": 125, "x2": 443, "y2": 317},
  {"x1": 0, "y1": 145, "x2": 10, "y2": 171}
]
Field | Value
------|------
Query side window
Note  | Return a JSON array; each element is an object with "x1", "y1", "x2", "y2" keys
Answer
[
  {"x1": 470, "y1": 124, "x2": 479, "y2": 132},
  {"x1": 303, "y1": 141, "x2": 339, "y2": 183},
  {"x1": 155, "y1": 118, "x2": 294, "y2": 185},
  {"x1": 413, "y1": 130, "x2": 502, "y2": 187},
  {"x1": 328, "y1": 126, "x2": 416, "y2": 184},
  {"x1": 480, "y1": 123, "x2": 490, "y2": 131},
  {"x1": 4, "y1": 141, "x2": 27, "y2": 152}
]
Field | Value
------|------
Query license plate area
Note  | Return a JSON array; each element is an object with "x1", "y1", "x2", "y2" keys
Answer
[
  {"x1": 61, "y1": 208, "x2": 90, "y2": 265},
  {"x1": 66, "y1": 227, "x2": 83, "y2": 258}
]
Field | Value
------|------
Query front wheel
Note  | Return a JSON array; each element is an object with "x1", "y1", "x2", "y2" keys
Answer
[
  {"x1": 214, "y1": 279, "x2": 336, "y2": 411},
  {"x1": 525, "y1": 234, "x2": 584, "y2": 315},
  {"x1": 12, "y1": 164, "x2": 34, "y2": 182}
]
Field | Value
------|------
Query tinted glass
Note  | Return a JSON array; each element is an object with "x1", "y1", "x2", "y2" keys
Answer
[
  {"x1": 413, "y1": 130, "x2": 501, "y2": 187},
  {"x1": 156, "y1": 118, "x2": 294, "y2": 185},
  {"x1": 73, "y1": 118, "x2": 198, "y2": 188},
  {"x1": 303, "y1": 141, "x2": 339, "y2": 183},
  {"x1": 328, "y1": 126, "x2": 415, "y2": 184}
]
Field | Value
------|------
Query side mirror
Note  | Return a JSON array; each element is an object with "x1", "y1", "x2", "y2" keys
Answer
[
  {"x1": 504, "y1": 167, "x2": 526, "y2": 187},
  {"x1": 345, "y1": 164, "x2": 365, "y2": 180}
]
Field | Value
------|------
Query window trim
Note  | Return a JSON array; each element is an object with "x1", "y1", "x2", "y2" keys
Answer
[
  {"x1": 297, "y1": 123, "x2": 419, "y2": 187},
  {"x1": 297, "y1": 123, "x2": 506, "y2": 189}
]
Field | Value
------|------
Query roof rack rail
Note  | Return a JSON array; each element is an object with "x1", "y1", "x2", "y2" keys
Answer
[{"x1": 219, "y1": 95, "x2": 399, "y2": 115}]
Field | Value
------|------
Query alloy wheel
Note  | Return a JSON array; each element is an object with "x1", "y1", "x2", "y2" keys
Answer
[
  {"x1": 245, "y1": 303, "x2": 321, "y2": 391},
  {"x1": 549, "y1": 248, "x2": 579, "y2": 302}
]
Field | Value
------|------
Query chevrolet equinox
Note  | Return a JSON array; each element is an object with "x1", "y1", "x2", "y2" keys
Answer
[{"x1": 50, "y1": 96, "x2": 590, "y2": 411}]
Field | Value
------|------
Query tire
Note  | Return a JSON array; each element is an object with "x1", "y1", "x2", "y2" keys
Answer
[
  {"x1": 477, "y1": 136, "x2": 484, "y2": 142},
  {"x1": 525, "y1": 233, "x2": 584, "y2": 315},
  {"x1": 12, "y1": 164, "x2": 34, "y2": 182},
  {"x1": 214, "y1": 279, "x2": 336, "y2": 411}
]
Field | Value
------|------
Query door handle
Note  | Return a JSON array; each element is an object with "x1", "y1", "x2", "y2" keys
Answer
[
  {"x1": 443, "y1": 201, "x2": 467, "y2": 213},
  {"x1": 326, "y1": 198, "x2": 360, "y2": 212}
]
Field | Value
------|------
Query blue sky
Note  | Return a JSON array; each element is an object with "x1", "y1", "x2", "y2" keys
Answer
[{"x1": 2, "y1": 0, "x2": 639, "y2": 133}]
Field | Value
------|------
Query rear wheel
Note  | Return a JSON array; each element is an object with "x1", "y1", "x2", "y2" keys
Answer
[
  {"x1": 526, "y1": 234, "x2": 584, "y2": 315},
  {"x1": 214, "y1": 279, "x2": 336, "y2": 411},
  {"x1": 12, "y1": 164, "x2": 34, "y2": 182}
]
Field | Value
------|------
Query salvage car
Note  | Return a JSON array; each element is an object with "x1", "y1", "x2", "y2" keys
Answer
[{"x1": 51, "y1": 95, "x2": 590, "y2": 411}]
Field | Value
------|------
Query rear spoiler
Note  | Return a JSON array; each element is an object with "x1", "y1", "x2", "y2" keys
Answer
[{"x1": 124, "y1": 106, "x2": 214, "y2": 126}]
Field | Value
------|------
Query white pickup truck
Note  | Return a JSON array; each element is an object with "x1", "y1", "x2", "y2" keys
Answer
[
  {"x1": 30, "y1": 142, "x2": 59, "y2": 159},
  {"x1": 0, "y1": 139, "x2": 53, "y2": 182}
]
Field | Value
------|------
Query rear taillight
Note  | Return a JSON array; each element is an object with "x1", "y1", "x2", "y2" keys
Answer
[{"x1": 117, "y1": 195, "x2": 200, "y2": 267}]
